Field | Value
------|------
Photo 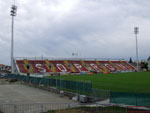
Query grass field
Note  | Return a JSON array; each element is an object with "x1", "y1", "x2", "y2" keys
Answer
[{"x1": 50, "y1": 72, "x2": 150, "y2": 94}]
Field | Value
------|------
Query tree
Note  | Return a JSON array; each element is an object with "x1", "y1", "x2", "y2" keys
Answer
[
  {"x1": 129, "y1": 57, "x2": 133, "y2": 63},
  {"x1": 141, "y1": 62, "x2": 148, "y2": 71}
]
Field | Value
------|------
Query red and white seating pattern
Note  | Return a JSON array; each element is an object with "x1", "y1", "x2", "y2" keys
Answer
[{"x1": 15, "y1": 59, "x2": 136, "y2": 74}]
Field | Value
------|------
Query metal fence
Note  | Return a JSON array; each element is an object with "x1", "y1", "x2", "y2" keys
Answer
[
  {"x1": 0, "y1": 103, "x2": 77, "y2": 113},
  {"x1": 5, "y1": 74, "x2": 150, "y2": 106},
  {"x1": 4, "y1": 74, "x2": 110, "y2": 102},
  {"x1": 92, "y1": 88, "x2": 110, "y2": 101},
  {"x1": 0, "y1": 103, "x2": 128, "y2": 113},
  {"x1": 5, "y1": 74, "x2": 92, "y2": 95},
  {"x1": 110, "y1": 91, "x2": 150, "y2": 106}
]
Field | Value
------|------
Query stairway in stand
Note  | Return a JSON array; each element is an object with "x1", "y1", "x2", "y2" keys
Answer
[
  {"x1": 64, "y1": 60, "x2": 76, "y2": 72},
  {"x1": 96, "y1": 61, "x2": 108, "y2": 73},
  {"x1": 45, "y1": 59, "x2": 56, "y2": 73},
  {"x1": 108, "y1": 60, "x2": 120, "y2": 71},
  {"x1": 120, "y1": 60, "x2": 132, "y2": 70},
  {"x1": 24, "y1": 59, "x2": 33, "y2": 74},
  {"x1": 80, "y1": 60, "x2": 90, "y2": 71}
]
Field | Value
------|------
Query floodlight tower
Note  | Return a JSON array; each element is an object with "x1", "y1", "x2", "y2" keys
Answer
[
  {"x1": 10, "y1": 4, "x2": 17, "y2": 73},
  {"x1": 134, "y1": 27, "x2": 139, "y2": 71}
]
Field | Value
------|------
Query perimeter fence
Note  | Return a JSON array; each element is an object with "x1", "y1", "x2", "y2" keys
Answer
[
  {"x1": 5, "y1": 74, "x2": 110, "y2": 101},
  {"x1": 4, "y1": 74, "x2": 150, "y2": 106},
  {"x1": 0, "y1": 103, "x2": 127, "y2": 113},
  {"x1": 110, "y1": 91, "x2": 150, "y2": 106},
  {"x1": 5, "y1": 74, "x2": 92, "y2": 95}
]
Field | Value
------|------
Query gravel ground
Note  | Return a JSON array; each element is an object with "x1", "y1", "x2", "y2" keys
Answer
[{"x1": 0, "y1": 79, "x2": 76, "y2": 104}]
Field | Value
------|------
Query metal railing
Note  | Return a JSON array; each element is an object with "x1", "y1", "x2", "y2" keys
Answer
[
  {"x1": 0, "y1": 103, "x2": 77, "y2": 113},
  {"x1": 110, "y1": 91, "x2": 150, "y2": 106},
  {"x1": 1, "y1": 103, "x2": 150, "y2": 113},
  {"x1": 0, "y1": 103, "x2": 128, "y2": 113},
  {"x1": 5, "y1": 74, "x2": 92, "y2": 95}
]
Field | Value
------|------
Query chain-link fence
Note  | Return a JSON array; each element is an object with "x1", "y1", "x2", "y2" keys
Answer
[
  {"x1": 0, "y1": 103, "x2": 129, "y2": 113},
  {"x1": 1, "y1": 103, "x2": 150, "y2": 113},
  {"x1": 0, "y1": 103, "x2": 77, "y2": 113}
]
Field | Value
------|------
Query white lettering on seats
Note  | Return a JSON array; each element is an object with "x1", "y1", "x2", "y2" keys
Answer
[
  {"x1": 74, "y1": 64, "x2": 83, "y2": 72},
  {"x1": 104, "y1": 63, "x2": 115, "y2": 71},
  {"x1": 116, "y1": 64, "x2": 127, "y2": 70},
  {"x1": 90, "y1": 64, "x2": 101, "y2": 72},
  {"x1": 56, "y1": 64, "x2": 67, "y2": 72},
  {"x1": 35, "y1": 64, "x2": 46, "y2": 73}
]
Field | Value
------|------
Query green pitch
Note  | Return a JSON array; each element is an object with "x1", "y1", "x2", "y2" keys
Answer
[{"x1": 51, "y1": 72, "x2": 150, "y2": 94}]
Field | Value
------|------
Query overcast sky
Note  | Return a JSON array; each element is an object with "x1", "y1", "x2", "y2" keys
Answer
[{"x1": 0, "y1": 0, "x2": 150, "y2": 65}]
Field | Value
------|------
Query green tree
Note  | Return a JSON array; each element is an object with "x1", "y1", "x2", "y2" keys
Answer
[
  {"x1": 141, "y1": 62, "x2": 148, "y2": 71},
  {"x1": 129, "y1": 57, "x2": 133, "y2": 63}
]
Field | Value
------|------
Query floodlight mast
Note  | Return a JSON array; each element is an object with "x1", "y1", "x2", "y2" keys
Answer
[
  {"x1": 10, "y1": 5, "x2": 17, "y2": 73},
  {"x1": 134, "y1": 27, "x2": 139, "y2": 71}
]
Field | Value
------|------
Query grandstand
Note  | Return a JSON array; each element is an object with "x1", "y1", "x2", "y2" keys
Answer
[{"x1": 14, "y1": 58, "x2": 136, "y2": 75}]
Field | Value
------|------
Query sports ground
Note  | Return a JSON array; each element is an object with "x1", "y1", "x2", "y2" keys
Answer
[{"x1": 51, "y1": 71, "x2": 150, "y2": 94}]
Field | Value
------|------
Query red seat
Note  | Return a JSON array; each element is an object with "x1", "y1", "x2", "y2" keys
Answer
[{"x1": 15, "y1": 59, "x2": 136, "y2": 74}]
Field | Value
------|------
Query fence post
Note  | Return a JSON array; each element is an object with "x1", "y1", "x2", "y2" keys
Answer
[
  {"x1": 109, "y1": 89, "x2": 111, "y2": 104},
  {"x1": 68, "y1": 104, "x2": 70, "y2": 113},
  {"x1": 126, "y1": 106, "x2": 128, "y2": 113},
  {"x1": 0, "y1": 105, "x2": 2, "y2": 112},
  {"x1": 96, "y1": 103, "x2": 98, "y2": 113},
  {"x1": 56, "y1": 79, "x2": 57, "y2": 88},
  {"x1": 136, "y1": 93, "x2": 137, "y2": 106},
  {"x1": 91, "y1": 88, "x2": 94, "y2": 97},
  {"x1": 40, "y1": 104, "x2": 43, "y2": 113},
  {"x1": 14, "y1": 104, "x2": 17, "y2": 113}
]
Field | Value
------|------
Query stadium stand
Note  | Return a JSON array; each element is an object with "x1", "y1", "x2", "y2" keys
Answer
[{"x1": 15, "y1": 58, "x2": 136, "y2": 75}]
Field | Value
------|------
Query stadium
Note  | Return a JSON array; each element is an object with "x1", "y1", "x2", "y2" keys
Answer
[
  {"x1": 1, "y1": 0, "x2": 150, "y2": 113},
  {"x1": 14, "y1": 58, "x2": 136, "y2": 75}
]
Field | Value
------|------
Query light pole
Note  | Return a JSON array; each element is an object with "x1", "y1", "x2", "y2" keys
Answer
[
  {"x1": 134, "y1": 27, "x2": 139, "y2": 71},
  {"x1": 10, "y1": 5, "x2": 17, "y2": 73}
]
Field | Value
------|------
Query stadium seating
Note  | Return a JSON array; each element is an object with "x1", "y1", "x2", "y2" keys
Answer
[{"x1": 15, "y1": 59, "x2": 136, "y2": 74}]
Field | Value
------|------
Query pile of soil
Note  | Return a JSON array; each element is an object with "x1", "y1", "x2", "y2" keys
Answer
[{"x1": 0, "y1": 78, "x2": 18, "y2": 85}]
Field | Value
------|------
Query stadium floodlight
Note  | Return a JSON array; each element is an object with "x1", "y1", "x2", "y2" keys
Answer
[
  {"x1": 10, "y1": 5, "x2": 17, "y2": 73},
  {"x1": 134, "y1": 27, "x2": 139, "y2": 71}
]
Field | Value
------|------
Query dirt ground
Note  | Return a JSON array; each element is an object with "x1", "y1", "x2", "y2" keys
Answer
[{"x1": 0, "y1": 79, "x2": 76, "y2": 104}]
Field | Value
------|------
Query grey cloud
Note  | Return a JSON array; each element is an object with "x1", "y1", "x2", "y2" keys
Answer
[{"x1": 0, "y1": 0, "x2": 150, "y2": 65}]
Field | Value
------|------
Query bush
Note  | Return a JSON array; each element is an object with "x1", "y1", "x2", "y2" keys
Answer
[{"x1": 8, "y1": 78, "x2": 18, "y2": 83}]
